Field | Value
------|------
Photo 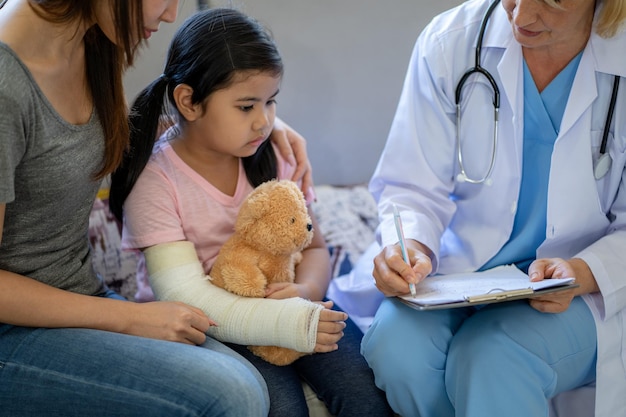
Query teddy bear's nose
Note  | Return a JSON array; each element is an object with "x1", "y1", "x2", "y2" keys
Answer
[{"x1": 307, "y1": 223, "x2": 312, "y2": 231}]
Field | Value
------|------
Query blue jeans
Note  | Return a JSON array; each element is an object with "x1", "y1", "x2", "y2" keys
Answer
[
  {"x1": 0, "y1": 291, "x2": 269, "y2": 416},
  {"x1": 226, "y1": 304, "x2": 394, "y2": 417},
  {"x1": 361, "y1": 297, "x2": 597, "y2": 417}
]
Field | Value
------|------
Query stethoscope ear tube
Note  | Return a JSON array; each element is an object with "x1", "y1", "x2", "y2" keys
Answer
[
  {"x1": 455, "y1": 0, "x2": 501, "y2": 184},
  {"x1": 456, "y1": 104, "x2": 499, "y2": 185}
]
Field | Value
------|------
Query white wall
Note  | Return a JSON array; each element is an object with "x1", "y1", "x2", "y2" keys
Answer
[
  {"x1": 124, "y1": 0, "x2": 463, "y2": 185},
  {"x1": 123, "y1": 1, "x2": 198, "y2": 102}
]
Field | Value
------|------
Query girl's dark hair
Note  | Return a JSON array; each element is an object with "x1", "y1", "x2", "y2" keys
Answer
[
  {"x1": 28, "y1": 0, "x2": 144, "y2": 180},
  {"x1": 109, "y1": 8, "x2": 284, "y2": 221}
]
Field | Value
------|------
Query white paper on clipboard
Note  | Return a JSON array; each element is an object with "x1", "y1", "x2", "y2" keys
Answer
[{"x1": 398, "y1": 264, "x2": 576, "y2": 310}]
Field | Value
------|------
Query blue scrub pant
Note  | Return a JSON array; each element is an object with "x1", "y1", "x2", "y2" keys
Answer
[
  {"x1": 0, "y1": 290, "x2": 269, "y2": 416},
  {"x1": 361, "y1": 297, "x2": 597, "y2": 417}
]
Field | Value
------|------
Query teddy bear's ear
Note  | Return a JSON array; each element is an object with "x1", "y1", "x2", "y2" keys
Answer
[{"x1": 235, "y1": 181, "x2": 273, "y2": 230}]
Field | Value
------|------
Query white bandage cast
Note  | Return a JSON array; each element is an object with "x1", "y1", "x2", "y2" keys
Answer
[{"x1": 143, "y1": 241, "x2": 322, "y2": 353}]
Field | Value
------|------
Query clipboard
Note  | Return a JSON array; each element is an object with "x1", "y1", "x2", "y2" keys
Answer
[
  {"x1": 398, "y1": 282, "x2": 579, "y2": 310},
  {"x1": 396, "y1": 264, "x2": 579, "y2": 310}
]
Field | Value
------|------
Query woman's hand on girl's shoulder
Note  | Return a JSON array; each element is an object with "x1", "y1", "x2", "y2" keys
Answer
[{"x1": 270, "y1": 117, "x2": 316, "y2": 202}]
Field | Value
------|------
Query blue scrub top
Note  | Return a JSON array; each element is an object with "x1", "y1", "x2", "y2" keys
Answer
[{"x1": 480, "y1": 52, "x2": 583, "y2": 273}]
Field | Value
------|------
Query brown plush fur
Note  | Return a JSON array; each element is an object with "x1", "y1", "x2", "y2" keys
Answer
[{"x1": 210, "y1": 179, "x2": 314, "y2": 366}]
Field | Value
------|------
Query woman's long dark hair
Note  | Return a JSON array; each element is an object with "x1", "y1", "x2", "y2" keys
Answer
[
  {"x1": 27, "y1": 0, "x2": 144, "y2": 180},
  {"x1": 109, "y1": 8, "x2": 284, "y2": 221}
]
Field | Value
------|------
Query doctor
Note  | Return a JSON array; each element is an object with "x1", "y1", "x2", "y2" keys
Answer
[{"x1": 361, "y1": 0, "x2": 626, "y2": 416}]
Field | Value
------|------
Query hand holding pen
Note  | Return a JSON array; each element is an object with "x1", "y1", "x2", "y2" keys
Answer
[
  {"x1": 393, "y1": 204, "x2": 417, "y2": 297},
  {"x1": 371, "y1": 204, "x2": 434, "y2": 298}
]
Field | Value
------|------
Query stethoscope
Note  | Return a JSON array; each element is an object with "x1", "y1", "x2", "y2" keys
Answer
[{"x1": 455, "y1": 0, "x2": 620, "y2": 183}]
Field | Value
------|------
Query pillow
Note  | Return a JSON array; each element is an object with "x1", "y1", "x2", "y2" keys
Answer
[
  {"x1": 88, "y1": 192, "x2": 139, "y2": 301},
  {"x1": 310, "y1": 184, "x2": 378, "y2": 278}
]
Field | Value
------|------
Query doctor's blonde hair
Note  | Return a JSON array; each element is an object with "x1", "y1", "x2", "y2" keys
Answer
[
  {"x1": 595, "y1": 0, "x2": 626, "y2": 37},
  {"x1": 543, "y1": 0, "x2": 626, "y2": 38}
]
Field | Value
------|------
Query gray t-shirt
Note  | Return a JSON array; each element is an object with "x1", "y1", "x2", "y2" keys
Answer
[{"x1": 0, "y1": 42, "x2": 106, "y2": 295}]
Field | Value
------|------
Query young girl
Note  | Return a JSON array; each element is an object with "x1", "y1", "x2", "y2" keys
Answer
[{"x1": 110, "y1": 8, "x2": 393, "y2": 417}]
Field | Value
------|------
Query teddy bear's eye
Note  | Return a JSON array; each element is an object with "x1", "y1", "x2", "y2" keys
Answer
[{"x1": 291, "y1": 217, "x2": 295, "y2": 224}]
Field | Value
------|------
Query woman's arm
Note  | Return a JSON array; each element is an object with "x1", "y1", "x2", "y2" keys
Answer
[
  {"x1": 0, "y1": 269, "x2": 213, "y2": 344},
  {"x1": 0, "y1": 204, "x2": 213, "y2": 344}
]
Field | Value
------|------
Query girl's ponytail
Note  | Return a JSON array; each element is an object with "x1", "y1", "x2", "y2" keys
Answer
[{"x1": 109, "y1": 76, "x2": 169, "y2": 222}]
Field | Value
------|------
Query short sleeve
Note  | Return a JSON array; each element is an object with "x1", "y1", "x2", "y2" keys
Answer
[
  {"x1": 122, "y1": 163, "x2": 187, "y2": 250},
  {"x1": 0, "y1": 71, "x2": 27, "y2": 203}
]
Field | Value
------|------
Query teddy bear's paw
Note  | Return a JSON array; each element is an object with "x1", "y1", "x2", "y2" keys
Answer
[
  {"x1": 270, "y1": 269, "x2": 295, "y2": 286},
  {"x1": 225, "y1": 280, "x2": 266, "y2": 298},
  {"x1": 249, "y1": 345, "x2": 306, "y2": 366},
  {"x1": 216, "y1": 266, "x2": 266, "y2": 297}
]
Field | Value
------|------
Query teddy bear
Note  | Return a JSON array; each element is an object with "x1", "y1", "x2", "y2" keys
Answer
[{"x1": 210, "y1": 179, "x2": 314, "y2": 366}]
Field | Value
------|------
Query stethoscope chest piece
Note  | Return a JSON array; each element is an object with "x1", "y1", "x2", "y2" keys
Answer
[
  {"x1": 594, "y1": 153, "x2": 612, "y2": 180},
  {"x1": 456, "y1": 172, "x2": 494, "y2": 186}
]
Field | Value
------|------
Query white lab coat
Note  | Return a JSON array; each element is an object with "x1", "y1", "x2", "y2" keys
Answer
[{"x1": 370, "y1": 0, "x2": 626, "y2": 415}]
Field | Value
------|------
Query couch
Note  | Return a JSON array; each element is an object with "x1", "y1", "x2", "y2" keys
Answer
[{"x1": 89, "y1": 184, "x2": 595, "y2": 417}]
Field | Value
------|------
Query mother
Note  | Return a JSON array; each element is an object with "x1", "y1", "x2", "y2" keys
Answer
[{"x1": 0, "y1": 1, "x2": 314, "y2": 415}]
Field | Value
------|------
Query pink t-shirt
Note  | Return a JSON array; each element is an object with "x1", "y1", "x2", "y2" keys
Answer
[{"x1": 122, "y1": 138, "x2": 295, "y2": 301}]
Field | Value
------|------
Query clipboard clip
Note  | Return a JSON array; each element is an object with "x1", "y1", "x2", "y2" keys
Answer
[{"x1": 466, "y1": 288, "x2": 534, "y2": 304}]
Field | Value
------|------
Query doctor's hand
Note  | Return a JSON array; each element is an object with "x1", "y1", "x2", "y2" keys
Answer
[
  {"x1": 528, "y1": 257, "x2": 599, "y2": 314},
  {"x1": 372, "y1": 240, "x2": 432, "y2": 297}
]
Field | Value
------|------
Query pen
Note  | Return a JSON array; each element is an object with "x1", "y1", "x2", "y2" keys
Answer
[{"x1": 393, "y1": 204, "x2": 417, "y2": 297}]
